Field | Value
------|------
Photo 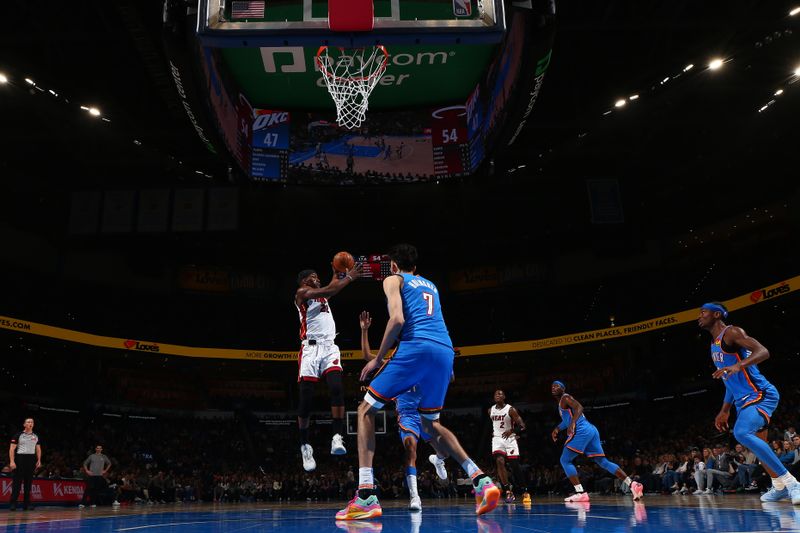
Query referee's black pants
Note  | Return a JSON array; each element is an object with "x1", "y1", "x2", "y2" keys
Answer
[{"x1": 10, "y1": 454, "x2": 36, "y2": 508}]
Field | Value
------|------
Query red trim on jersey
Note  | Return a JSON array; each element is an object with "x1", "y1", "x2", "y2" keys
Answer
[
  {"x1": 566, "y1": 445, "x2": 584, "y2": 454},
  {"x1": 418, "y1": 406, "x2": 442, "y2": 412},
  {"x1": 322, "y1": 366, "x2": 343, "y2": 376},
  {"x1": 586, "y1": 453, "x2": 606, "y2": 458},
  {"x1": 756, "y1": 407, "x2": 771, "y2": 424},
  {"x1": 298, "y1": 301, "x2": 308, "y2": 341},
  {"x1": 492, "y1": 450, "x2": 507, "y2": 456}
]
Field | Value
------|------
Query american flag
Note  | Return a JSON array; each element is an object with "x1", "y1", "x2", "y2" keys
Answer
[{"x1": 231, "y1": 1, "x2": 265, "y2": 19}]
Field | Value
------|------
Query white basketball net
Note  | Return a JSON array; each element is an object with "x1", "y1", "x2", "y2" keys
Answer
[{"x1": 315, "y1": 46, "x2": 388, "y2": 130}]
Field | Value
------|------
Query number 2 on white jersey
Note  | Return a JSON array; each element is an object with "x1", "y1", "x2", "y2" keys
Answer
[{"x1": 422, "y1": 292, "x2": 434, "y2": 315}]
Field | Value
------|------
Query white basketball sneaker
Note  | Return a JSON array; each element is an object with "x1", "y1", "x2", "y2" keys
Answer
[
  {"x1": 429, "y1": 454, "x2": 447, "y2": 480},
  {"x1": 301, "y1": 444, "x2": 316, "y2": 472},
  {"x1": 409, "y1": 495, "x2": 422, "y2": 511},
  {"x1": 331, "y1": 434, "x2": 347, "y2": 455}
]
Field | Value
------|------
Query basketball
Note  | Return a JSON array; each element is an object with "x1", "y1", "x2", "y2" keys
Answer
[{"x1": 333, "y1": 251, "x2": 355, "y2": 273}]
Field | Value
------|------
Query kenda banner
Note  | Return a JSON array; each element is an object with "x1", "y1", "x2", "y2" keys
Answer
[
  {"x1": 0, "y1": 276, "x2": 797, "y2": 361},
  {"x1": 0, "y1": 478, "x2": 85, "y2": 504}
]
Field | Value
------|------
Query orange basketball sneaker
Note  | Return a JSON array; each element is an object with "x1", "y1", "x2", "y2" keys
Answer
[
  {"x1": 474, "y1": 477, "x2": 501, "y2": 515},
  {"x1": 336, "y1": 493, "x2": 383, "y2": 521}
]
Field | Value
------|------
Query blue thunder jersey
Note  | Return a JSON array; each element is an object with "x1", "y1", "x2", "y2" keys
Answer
[
  {"x1": 397, "y1": 273, "x2": 453, "y2": 348},
  {"x1": 558, "y1": 395, "x2": 588, "y2": 431},
  {"x1": 711, "y1": 326, "x2": 774, "y2": 410}
]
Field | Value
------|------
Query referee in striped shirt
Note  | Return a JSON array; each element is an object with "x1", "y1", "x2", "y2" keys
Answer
[{"x1": 8, "y1": 418, "x2": 42, "y2": 511}]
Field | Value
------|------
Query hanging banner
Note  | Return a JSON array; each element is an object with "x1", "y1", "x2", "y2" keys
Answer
[{"x1": 0, "y1": 276, "x2": 796, "y2": 361}]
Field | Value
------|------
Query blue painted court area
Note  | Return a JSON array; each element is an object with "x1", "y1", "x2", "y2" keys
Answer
[{"x1": 3, "y1": 497, "x2": 800, "y2": 532}]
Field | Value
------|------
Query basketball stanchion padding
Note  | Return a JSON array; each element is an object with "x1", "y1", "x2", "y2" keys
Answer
[{"x1": 328, "y1": 0, "x2": 374, "y2": 32}]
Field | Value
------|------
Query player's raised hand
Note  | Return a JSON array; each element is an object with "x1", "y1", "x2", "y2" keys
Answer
[
  {"x1": 714, "y1": 410, "x2": 730, "y2": 432},
  {"x1": 360, "y1": 311, "x2": 371, "y2": 330},
  {"x1": 347, "y1": 263, "x2": 364, "y2": 280}
]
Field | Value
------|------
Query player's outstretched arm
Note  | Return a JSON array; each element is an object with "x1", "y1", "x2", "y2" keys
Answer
[
  {"x1": 296, "y1": 263, "x2": 362, "y2": 303},
  {"x1": 359, "y1": 276, "x2": 404, "y2": 381},
  {"x1": 360, "y1": 311, "x2": 376, "y2": 361}
]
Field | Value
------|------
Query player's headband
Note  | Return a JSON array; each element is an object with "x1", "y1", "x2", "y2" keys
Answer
[
  {"x1": 701, "y1": 303, "x2": 728, "y2": 319},
  {"x1": 552, "y1": 380, "x2": 566, "y2": 390}
]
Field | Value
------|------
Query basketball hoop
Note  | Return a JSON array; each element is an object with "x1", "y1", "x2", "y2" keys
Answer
[{"x1": 315, "y1": 45, "x2": 389, "y2": 130}]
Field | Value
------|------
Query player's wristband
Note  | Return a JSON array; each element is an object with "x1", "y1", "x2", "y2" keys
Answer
[{"x1": 345, "y1": 274, "x2": 354, "y2": 281}]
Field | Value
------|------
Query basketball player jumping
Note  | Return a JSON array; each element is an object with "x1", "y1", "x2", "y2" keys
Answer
[
  {"x1": 699, "y1": 301, "x2": 800, "y2": 503},
  {"x1": 294, "y1": 263, "x2": 361, "y2": 472},
  {"x1": 489, "y1": 390, "x2": 531, "y2": 504},
  {"x1": 337, "y1": 244, "x2": 499, "y2": 520},
  {"x1": 359, "y1": 311, "x2": 449, "y2": 511},
  {"x1": 551, "y1": 381, "x2": 643, "y2": 502}
]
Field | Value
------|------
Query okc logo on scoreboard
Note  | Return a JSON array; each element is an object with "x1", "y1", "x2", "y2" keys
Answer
[
  {"x1": 253, "y1": 110, "x2": 290, "y2": 131},
  {"x1": 252, "y1": 109, "x2": 290, "y2": 150},
  {"x1": 453, "y1": 0, "x2": 472, "y2": 17}
]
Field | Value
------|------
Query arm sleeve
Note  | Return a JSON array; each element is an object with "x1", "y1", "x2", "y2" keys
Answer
[{"x1": 10, "y1": 432, "x2": 20, "y2": 444}]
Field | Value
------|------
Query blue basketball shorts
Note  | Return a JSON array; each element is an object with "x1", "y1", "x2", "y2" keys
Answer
[
  {"x1": 366, "y1": 339, "x2": 454, "y2": 420},
  {"x1": 564, "y1": 422, "x2": 606, "y2": 457}
]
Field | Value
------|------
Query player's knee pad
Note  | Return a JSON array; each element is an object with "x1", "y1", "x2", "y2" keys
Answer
[
  {"x1": 325, "y1": 370, "x2": 344, "y2": 407},
  {"x1": 298, "y1": 381, "x2": 315, "y2": 419},
  {"x1": 591, "y1": 456, "x2": 619, "y2": 475}
]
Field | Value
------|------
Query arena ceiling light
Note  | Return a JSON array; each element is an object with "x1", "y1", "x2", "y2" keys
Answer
[
  {"x1": 708, "y1": 58, "x2": 724, "y2": 70},
  {"x1": 24, "y1": 77, "x2": 34, "y2": 85},
  {"x1": 684, "y1": 64, "x2": 694, "y2": 72},
  {"x1": 614, "y1": 99, "x2": 626, "y2": 108},
  {"x1": 629, "y1": 94, "x2": 639, "y2": 100},
  {"x1": 88, "y1": 107, "x2": 101, "y2": 116},
  {"x1": 794, "y1": 66, "x2": 800, "y2": 77},
  {"x1": 790, "y1": 6, "x2": 800, "y2": 16},
  {"x1": 775, "y1": 89, "x2": 784, "y2": 96},
  {"x1": 0, "y1": 73, "x2": 8, "y2": 84}
]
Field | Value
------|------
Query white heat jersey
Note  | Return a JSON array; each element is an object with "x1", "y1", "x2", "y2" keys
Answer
[
  {"x1": 296, "y1": 297, "x2": 336, "y2": 341},
  {"x1": 490, "y1": 404, "x2": 513, "y2": 438}
]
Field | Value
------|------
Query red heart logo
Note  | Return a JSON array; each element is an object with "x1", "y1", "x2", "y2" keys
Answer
[
  {"x1": 124, "y1": 340, "x2": 136, "y2": 349},
  {"x1": 332, "y1": 359, "x2": 339, "y2": 366}
]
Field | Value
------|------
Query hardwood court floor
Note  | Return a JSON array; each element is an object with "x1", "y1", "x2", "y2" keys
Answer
[{"x1": 2, "y1": 494, "x2": 799, "y2": 532}]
